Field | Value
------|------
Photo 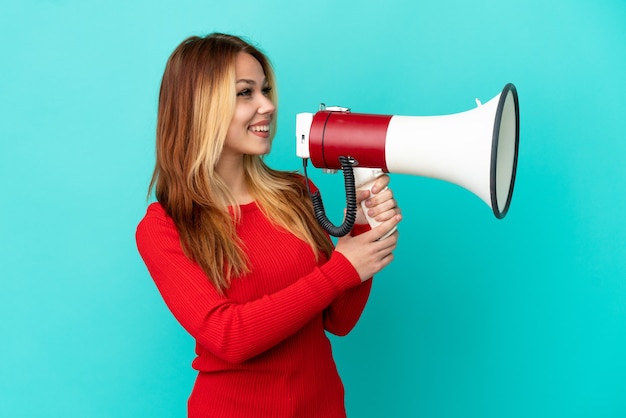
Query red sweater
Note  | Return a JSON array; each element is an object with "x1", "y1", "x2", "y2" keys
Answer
[{"x1": 136, "y1": 200, "x2": 372, "y2": 417}]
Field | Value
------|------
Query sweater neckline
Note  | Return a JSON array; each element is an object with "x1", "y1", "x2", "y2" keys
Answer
[{"x1": 237, "y1": 201, "x2": 259, "y2": 213}]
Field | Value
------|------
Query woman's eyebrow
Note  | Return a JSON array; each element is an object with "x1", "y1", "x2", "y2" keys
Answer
[{"x1": 236, "y1": 78, "x2": 267, "y2": 85}]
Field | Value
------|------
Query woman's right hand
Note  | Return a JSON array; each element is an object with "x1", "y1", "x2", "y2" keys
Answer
[{"x1": 334, "y1": 214, "x2": 401, "y2": 282}]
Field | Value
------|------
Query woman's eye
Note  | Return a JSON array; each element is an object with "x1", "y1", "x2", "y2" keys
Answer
[
  {"x1": 237, "y1": 88, "x2": 251, "y2": 97},
  {"x1": 237, "y1": 86, "x2": 272, "y2": 98}
]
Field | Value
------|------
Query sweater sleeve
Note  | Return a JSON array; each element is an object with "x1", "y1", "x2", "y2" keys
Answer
[
  {"x1": 136, "y1": 210, "x2": 362, "y2": 365},
  {"x1": 323, "y1": 222, "x2": 374, "y2": 336}
]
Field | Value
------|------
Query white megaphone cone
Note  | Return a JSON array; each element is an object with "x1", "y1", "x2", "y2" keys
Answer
[{"x1": 296, "y1": 83, "x2": 520, "y2": 236}]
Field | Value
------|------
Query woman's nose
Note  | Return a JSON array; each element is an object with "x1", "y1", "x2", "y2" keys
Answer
[{"x1": 258, "y1": 95, "x2": 275, "y2": 115}]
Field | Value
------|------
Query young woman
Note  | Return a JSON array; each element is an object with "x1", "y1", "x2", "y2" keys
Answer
[{"x1": 136, "y1": 33, "x2": 402, "y2": 418}]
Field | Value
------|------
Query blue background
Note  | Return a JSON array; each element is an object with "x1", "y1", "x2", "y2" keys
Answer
[{"x1": 2, "y1": 0, "x2": 625, "y2": 417}]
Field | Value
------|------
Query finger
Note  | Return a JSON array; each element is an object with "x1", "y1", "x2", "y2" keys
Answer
[
  {"x1": 374, "y1": 243, "x2": 397, "y2": 268},
  {"x1": 380, "y1": 252, "x2": 395, "y2": 267},
  {"x1": 366, "y1": 199, "x2": 398, "y2": 221},
  {"x1": 370, "y1": 214, "x2": 402, "y2": 241},
  {"x1": 375, "y1": 229, "x2": 399, "y2": 250},
  {"x1": 371, "y1": 174, "x2": 390, "y2": 194},
  {"x1": 364, "y1": 188, "x2": 393, "y2": 209},
  {"x1": 356, "y1": 189, "x2": 370, "y2": 204}
]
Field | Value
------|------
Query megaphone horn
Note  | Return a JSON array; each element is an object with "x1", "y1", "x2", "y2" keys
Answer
[{"x1": 296, "y1": 83, "x2": 520, "y2": 235}]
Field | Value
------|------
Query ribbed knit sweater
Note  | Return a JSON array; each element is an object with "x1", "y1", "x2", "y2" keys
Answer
[{"x1": 136, "y1": 199, "x2": 373, "y2": 417}]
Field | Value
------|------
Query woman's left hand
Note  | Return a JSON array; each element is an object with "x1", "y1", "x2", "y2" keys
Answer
[{"x1": 355, "y1": 174, "x2": 401, "y2": 226}]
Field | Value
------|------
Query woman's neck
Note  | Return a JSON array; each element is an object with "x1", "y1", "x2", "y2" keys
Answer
[{"x1": 215, "y1": 155, "x2": 254, "y2": 205}]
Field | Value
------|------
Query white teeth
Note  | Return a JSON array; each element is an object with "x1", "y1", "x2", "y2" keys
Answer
[{"x1": 250, "y1": 125, "x2": 269, "y2": 132}]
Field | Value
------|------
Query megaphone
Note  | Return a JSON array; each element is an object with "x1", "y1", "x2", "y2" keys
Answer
[{"x1": 296, "y1": 83, "x2": 520, "y2": 237}]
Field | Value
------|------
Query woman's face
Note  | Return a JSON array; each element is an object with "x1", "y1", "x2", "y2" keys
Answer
[{"x1": 223, "y1": 52, "x2": 275, "y2": 159}]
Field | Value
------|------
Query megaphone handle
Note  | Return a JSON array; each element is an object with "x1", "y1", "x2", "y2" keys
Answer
[{"x1": 353, "y1": 167, "x2": 397, "y2": 240}]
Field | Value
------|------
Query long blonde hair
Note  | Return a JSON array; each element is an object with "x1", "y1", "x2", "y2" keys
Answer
[{"x1": 150, "y1": 33, "x2": 333, "y2": 293}]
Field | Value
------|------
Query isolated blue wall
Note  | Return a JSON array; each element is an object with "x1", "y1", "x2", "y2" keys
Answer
[{"x1": 1, "y1": 1, "x2": 625, "y2": 417}]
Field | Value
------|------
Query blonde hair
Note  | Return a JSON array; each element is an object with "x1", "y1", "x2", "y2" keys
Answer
[{"x1": 150, "y1": 33, "x2": 333, "y2": 293}]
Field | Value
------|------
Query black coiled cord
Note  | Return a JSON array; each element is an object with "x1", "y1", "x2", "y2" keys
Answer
[{"x1": 303, "y1": 156, "x2": 357, "y2": 237}]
